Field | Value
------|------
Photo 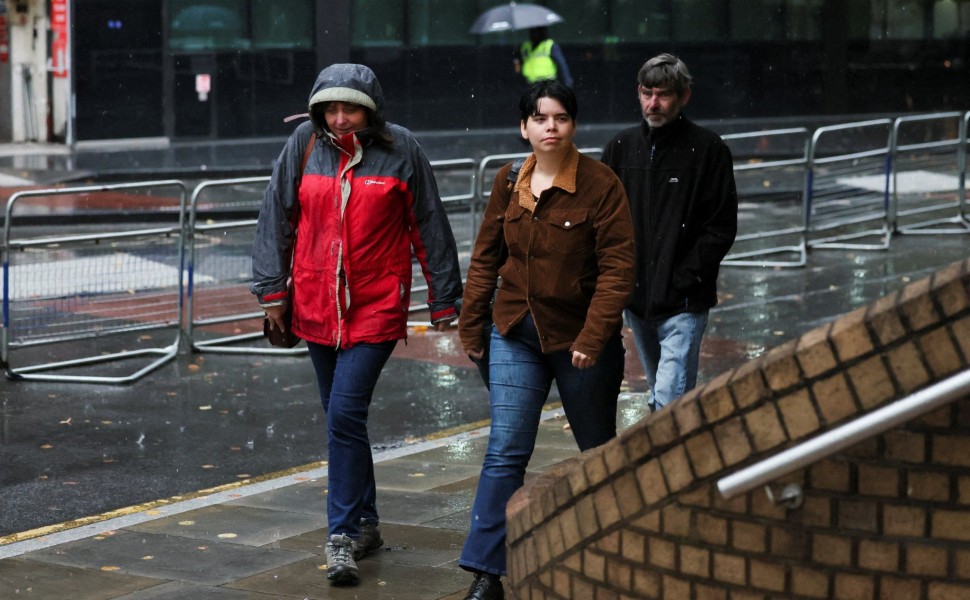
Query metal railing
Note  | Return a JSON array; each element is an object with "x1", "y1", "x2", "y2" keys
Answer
[
  {"x1": 722, "y1": 128, "x2": 810, "y2": 268},
  {"x1": 2, "y1": 181, "x2": 187, "y2": 383},
  {"x1": 805, "y1": 118, "x2": 894, "y2": 251},
  {"x1": 718, "y1": 367, "x2": 970, "y2": 500},
  {"x1": 890, "y1": 111, "x2": 970, "y2": 235}
]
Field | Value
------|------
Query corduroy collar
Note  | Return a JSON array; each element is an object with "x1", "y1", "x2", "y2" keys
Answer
[{"x1": 514, "y1": 143, "x2": 580, "y2": 209}]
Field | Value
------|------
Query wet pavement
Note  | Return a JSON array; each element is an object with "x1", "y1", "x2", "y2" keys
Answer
[{"x1": 0, "y1": 132, "x2": 968, "y2": 598}]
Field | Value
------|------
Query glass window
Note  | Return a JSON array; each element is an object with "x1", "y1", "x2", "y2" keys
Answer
[
  {"x1": 252, "y1": 0, "x2": 313, "y2": 49},
  {"x1": 871, "y1": 0, "x2": 926, "y2": 39},
  {"x1": 352, "y1": 0, "x2": 406, "y2": 48},
  {"x1": 612, "y1": 0, "x2": 672, "y2": 41},
  {"x1": 169, "y1": 0, "x2": 249, "y2": 50},
  {"x1": 408, "y1": 0, "x2": 480, "y2": 46},
  {"x1": 545, "y1": 0, "x2": 607, "y2": 44},
  {"x1": 671, "y1": 0, "x2": 727, "y2": 41}
]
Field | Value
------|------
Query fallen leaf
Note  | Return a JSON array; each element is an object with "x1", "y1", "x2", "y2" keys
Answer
[
  {"x1": 146, "y1": 510, "x2": 162, "y2": 516},
  {"x1": 40, "y1": 444, "x2": 53, "y2": 449},
  {"x1": 187, "y1": 364, "x2": 201, "y2": 372},
  {"x1": 318, "y1": 564, "x2": 328, "y2": 571},
  {"x1": 217, "y1": 533, "x2": 237, "y2": 539},
  {"x1": 141, "y1": 556, "x2": 154, "y2": 560},
  {"x1": 562, "y1": 423, "x2": 571, "y2": 431},
  {"x1": 63, "y1": 481, "x2": 79, "y2": 485},
  {"x1": 100, "y1": 566, "x2": 121, "y2": 572},
  {"x1": 236, "y1": 474, "x2": 250, "y2": 479},
  {"x1": 198, "y1": 405, "x2": 212, "y2": 411},
  {"x1": 59, "y1": 418, "x2": 72, "y2": 425},
  {"x1": 178, "y1": 521, "x2": 195, "y2": 526},
  {"x1": 229, "y1": 446, "x2": 241, "y2": 451},
  {"x1": 408, "y1": 473, "x2": 426, "y2": 478},
  {"x1": 201, "y1": 464, "x2": 216, "y2": 469}
]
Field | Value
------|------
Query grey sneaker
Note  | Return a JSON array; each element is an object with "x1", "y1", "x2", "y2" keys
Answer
[
  {"x1": 354, "y1": 521, "x2": 384, "y2": 560},
  {"x1": 325, "y1": 534, "x2": 359, "y2": 585}
]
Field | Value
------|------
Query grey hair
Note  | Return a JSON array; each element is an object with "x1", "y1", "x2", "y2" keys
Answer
[{"x1": 637, "y1": 53, "x2": 692, "y2": 97}]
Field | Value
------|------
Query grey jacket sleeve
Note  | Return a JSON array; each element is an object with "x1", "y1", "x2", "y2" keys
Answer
[{"x1": 250, "y1": 122, "x2": 316, "y2": 304}]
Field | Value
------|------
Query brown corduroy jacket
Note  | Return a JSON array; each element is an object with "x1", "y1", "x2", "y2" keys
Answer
[{"x1": 459, "y1": 145, "x2": 635, "y2": 360}]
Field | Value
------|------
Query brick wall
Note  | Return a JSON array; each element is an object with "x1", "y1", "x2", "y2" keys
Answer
[{"x1": 507, "y1": 257, "x2": 970, "y2": 599}]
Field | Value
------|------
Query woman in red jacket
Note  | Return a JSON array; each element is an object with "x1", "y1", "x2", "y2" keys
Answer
[{"x1": 252, "y1": 63, "x2": 462, "y2": 587}]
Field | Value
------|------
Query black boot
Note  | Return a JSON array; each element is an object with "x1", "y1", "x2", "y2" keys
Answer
[{"x1": 463, "y1": 572, "x2": 504, "y2": 600}]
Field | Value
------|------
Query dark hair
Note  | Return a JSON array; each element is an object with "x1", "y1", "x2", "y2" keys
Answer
[
  {"x1": 637, "y1": 53, "x2": 692, "y2": 97},
  {"x1": 310, "y1": 102, "x2": 394, "y2": 148},
  {"x1": 518, "y1": 80, "x2": 578, "y2": 123}
]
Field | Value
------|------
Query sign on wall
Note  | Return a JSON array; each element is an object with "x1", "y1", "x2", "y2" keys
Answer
[{"x1": 50, "y1": 0, "x2": 67, "y2": 77}]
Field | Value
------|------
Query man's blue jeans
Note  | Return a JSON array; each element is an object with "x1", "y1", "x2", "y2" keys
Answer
[
  {"x1": 624, "y1": 309, "x2": 708, "y2": 410},
  {"x1": 459, "y1": 314, "x2": 624, "y2": 576},
  {"x1": 307, "y1": 340, "x2": 396, "y2": 538}
]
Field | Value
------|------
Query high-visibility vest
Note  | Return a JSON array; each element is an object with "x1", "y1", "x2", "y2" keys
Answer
[{"x1": 520, "y1": 39, "x2": 557, "y2": 83}]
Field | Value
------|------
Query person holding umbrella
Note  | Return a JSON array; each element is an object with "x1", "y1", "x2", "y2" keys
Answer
[
  {"x1": 469, "y1": 3, "x2": 573, "y2": 88},
  {"x1": 456, "y1": 80, "x2": 634, "y2": 599}
]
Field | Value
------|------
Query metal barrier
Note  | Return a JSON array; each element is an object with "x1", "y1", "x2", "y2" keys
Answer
[
  {"x1": 2, "y1": 181, "x2": 187, "y2": 383},
  {"x1": 722, "y1": 128, "x2": 810, "y2": 268},
  {"x1": 806, "y1": 118, "x2": 894, "y2": 251},
  {"x1": 186, "y1": 160, "x2": 479, "y2": 353},
  {"x1": 890, "y1": 111, "x2": 970, "y2": 235}
]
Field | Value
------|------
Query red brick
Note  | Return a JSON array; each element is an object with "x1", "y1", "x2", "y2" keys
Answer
[
  {"x1": 811, "y1": 459, "x2": 850, "y2": 492},
  {"x1": 952, "y1": 316, "x2": 970, "y2": 359},
  {"x1": 932, "y1": 509, "x2": 970, "y2": 541},
  {"x1": 584, "y1": 447, "x2": 611, "y2": 487},
  {"x1": 883, "y1": 504, "x2": 926, "y2": 537},
  {"x1": 960, "y1": 476, "x2": 970, "y2": 505},
  {"x1": 906, "y1": 470, "x2": 950, "y2": 502},
  {"x1": 812, "y1": 533, "x2": 852, "y2": 566},
  {"x1": 593, "y1": 481, "x2": 623, "y2": 530},
  {"x1": 867, "y1": 292, "x2": 906, "y2": 345},
  {"x1": 812, "y1": 372, "x2": 859, "y2": 425},
  {"x1": 730, "y1": 360, "x2": 771, "y2": 409},
  {"x1": 583, "y1": 548, "x2": 606, "y2": 582},
  {"x1": 858, "y1": 464, "x2": 899, "y2": 497},
  {"x1": 918, "y1": 404, "x2": 953, "y2": 428},
  {"x1": 749, "y1": 559, "x2": 786, "y2": 592},
  {"x1": 713, "y1": 552, "x2": 746, "y2": 586},
  {"x1": 662, "y1": 575, "x2": 690, "y2": 600},
  {"x1": 696, "y1": 513, "x2": 728, "y2": 546},
  {"x1": 932, "y1": 261, "x2": 970, "y2": 316},
  {"x1": 732, "y1": 520, "x2": 767, "y2": 552},
  {"x1": 898, "y1": 276, "x2": 939, "y2": 331},
  {"x1": 777, "y1": 389, "x2": 821, "y2": 440},
  {"x1": 770, "y1": 526, "x2": 803, "y2": 559},
  {"x1": 695, "y1": 583, "x2": 728, "y2": 600},
  {"x1": 679, "y1": 544, "x2": 710, "y2": 577},
  {"x1": 700, "y1": 372, "x2": 737, "y2": 423},
  {"x1": 632, "y1": 569, "x2": 660, "y2": 599},
  {"x1": 905, "y1": 543, "x2": 947, "y2": 576},
  {"x1": 833, "y1": 573, "x2": 874, "y2": 599},
  {"x1": 839, "y1": 499, "x2": 879, "y2": 532},
  {"x1": 648, "y1": 536, "x2": 675, "y2": 569},
  {"x1": 603, "y1": 441, "x2": 629, "y2": 475},
  {"x1": 847, "y1": 356, "x2": 897, "y2": 410},
  {"x1": 791, "y1": 566, "x2": 829, "y2": 598},
  {"x1": 635, "y1": 459, "x2": 669, "y2": 505},
  {"x1": 919, "y1": 326, "x2": 963, "y2": 378},
  {"x1": 762, "y1": 340, "x2": 801, "y2": 392},
  {"x1": 606, "y1": 560, "x2": 632, "y2": 594},
  {"x1": 883, "y1": 431, "x2": 926, "y2": 463},
  {"x1": 621, "y1": 529, "x2": 645, "y2": 563},
  {"x1": 956, "y1": 549, "x2": 970, "y2": 578},
  {"x1": 685, "y1": 431, "x2": 724, "y2": 478},
  {"x1": 568, "y1": 460, "x2": 591, "y2": 497},
  {"x1": 559, "y1": 506, "x2": 582, "y2": 552},
  {"x1": 933, "y1": 434, "x2": 970, "y2": 467},
  {"x1": 662, "y1": 504, "x2": 691, "y2": 537},
  {"x1": 678, "y1": 485, "x2": 710, "y2": 508},
  {"x1": 647, "y1": 409, "x2": 679, "y2": 448},
  {"x1": 796, "y1": 323, "x2": 837, "y2": 377},
  {"x1": 713, "y1": 417, "x2": 753, "y2": 466},
  {"x1": 858, "y1": 539, "x2": 898, "y2": 571},
  {"x1": 673, "y1": 397, "x2": 704, "y2": 437},
  {"x1": 575, "y1": 495, "x2": 600, "y2": 538},
  {"x1": 659, "y1": 445, "x2": 694, "y2": 493},
  {"x1": 745, "y1": 403, "x2": 787, "y2": 451},
  {"x1": 878, "y1": 576, "x2": 922, "y2": 600},
  {"x1": 802, "y1": 495, "x2": 832, "y2": 527},
  {"x1": 830, "y1": 307, "x2": 874, "y2": 362},
  {"x1": 886, "y1": 342, "x2": 931, "y2": 394},
  {"x1": 613, "y1": 472, "x2": 644, "y2": 520},
  {"x1": 928, "y1": 582, "x2": 970, "y2": 600},
  {"x1": 621, "y1": 426, "x2": 652, "y2": 464}
]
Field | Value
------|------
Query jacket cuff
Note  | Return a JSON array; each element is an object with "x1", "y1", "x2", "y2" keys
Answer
[
  {"x1": 260, "y1": 290, "x2": 289, "y2": 304},
  {"x1": 431, "y1": 306, "x2": 458, "y2": 323}
]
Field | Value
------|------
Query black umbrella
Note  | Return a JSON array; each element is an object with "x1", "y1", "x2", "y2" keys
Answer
[{"x1": 469, "y1": 2, "x2": 565, "y2": 34}]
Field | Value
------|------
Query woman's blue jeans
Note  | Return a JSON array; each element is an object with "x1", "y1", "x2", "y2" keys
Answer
[
  {"x1": 307, "y1": 339, "x2": 396, "y2": 538},
  {"x1": 459, "y1": 314, "x2": 624, "y2": 576},
  {"x1": 624, "y1": 309, "x2": 708, "y2": 410}
]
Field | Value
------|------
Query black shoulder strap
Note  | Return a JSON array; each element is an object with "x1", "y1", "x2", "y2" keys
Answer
[{"x1": 507, "y1": 157, "x2": 527, "y2": 184}]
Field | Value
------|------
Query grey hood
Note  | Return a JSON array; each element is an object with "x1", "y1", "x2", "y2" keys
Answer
[{"x1": 307, "y1": 64, "x2": 385, "y2": 130}]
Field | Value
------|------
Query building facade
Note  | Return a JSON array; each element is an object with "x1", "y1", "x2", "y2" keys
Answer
[{"x1": 0, "y1": 0, "x2": 967, "y2": 144}]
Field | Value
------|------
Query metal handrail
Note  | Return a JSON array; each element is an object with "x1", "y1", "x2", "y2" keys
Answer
[{"x1": 717, "y1": 367, "x2": 970, "y2": 500}]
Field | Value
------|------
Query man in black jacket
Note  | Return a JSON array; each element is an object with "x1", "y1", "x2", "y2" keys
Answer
[{"x1": 601, "y1": 53, "x2": 738, "y2": 412}]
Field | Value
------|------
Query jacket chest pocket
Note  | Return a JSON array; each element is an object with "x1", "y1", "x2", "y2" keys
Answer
[{"x1": 542, "y1": 209, "x2": 592, "y2": 255}]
